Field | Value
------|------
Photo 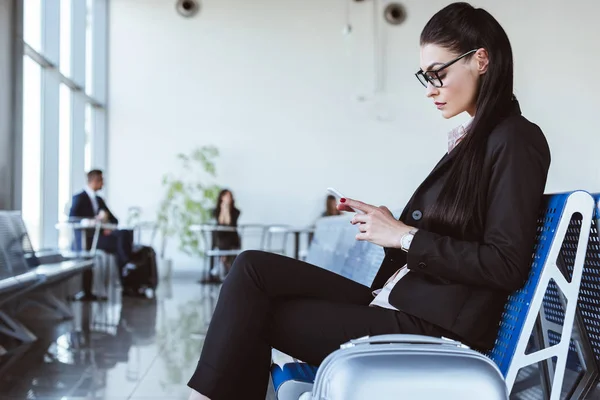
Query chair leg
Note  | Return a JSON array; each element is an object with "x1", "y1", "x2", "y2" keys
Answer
[
  {"x1": 0, "y1": 344, "x2": 30, "y2": 380},
  {"x1": 535, "y1": 308, "x2": 554, "y2": 399},
  {"x1": 0, "y1": 310, "x2": 37, "y2": 343},
  {"x1": 199, "y1": 254, "x2": 211, "y2": 283},
  {"x1": 24, "y1": 289, "x2": 74, "y2": 319}
]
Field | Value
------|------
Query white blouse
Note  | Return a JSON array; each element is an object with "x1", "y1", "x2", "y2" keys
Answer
[{"x1": 369, "y1": 265, "x2": 410, "y2": 310}]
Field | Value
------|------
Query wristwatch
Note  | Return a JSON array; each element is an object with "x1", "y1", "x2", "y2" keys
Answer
[{"x1": 400, "y1": 229, "x2": 419, "y2": 252}]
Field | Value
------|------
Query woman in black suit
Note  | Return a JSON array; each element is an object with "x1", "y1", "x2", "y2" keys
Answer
[
  {"x1": 212, "y1": 189, "x2": 241, "y2": 275},
  {"x1": 188, "y1": 3, "x2": 551, "y2": 399}
]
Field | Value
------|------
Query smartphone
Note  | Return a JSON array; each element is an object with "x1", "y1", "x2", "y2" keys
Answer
[{"x1": 326, "y1": 187, "x2": 365, "y2": 214}]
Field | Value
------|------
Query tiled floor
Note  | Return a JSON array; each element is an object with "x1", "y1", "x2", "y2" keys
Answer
[{"x1": 0, "y1": 270, "x2": 220, "y2": 400}]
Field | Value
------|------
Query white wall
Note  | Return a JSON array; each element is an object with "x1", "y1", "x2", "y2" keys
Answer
[
  {"x1": 0, "y1": 0, "x2": 14, "y2": 209},
  {"x1": 109, "y1": 0, "x2": 600, "y2": 265}
]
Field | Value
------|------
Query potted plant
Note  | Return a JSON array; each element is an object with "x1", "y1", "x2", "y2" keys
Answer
[{"x1": 156, "y1": 146, "x2": 221, "y2": 276}]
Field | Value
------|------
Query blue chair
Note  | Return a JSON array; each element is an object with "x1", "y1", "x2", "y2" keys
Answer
[
  {"x1": 528, "y1": 192, "x2": 600, "y2": 399},
  {"x1": 488, "y1": 191, "x2": 594, "y2": 400},
  {"x1": 271, "y1": 191, "x2": 596, "y2": 400}
]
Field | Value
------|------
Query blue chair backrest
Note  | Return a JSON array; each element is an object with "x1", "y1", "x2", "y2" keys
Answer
[
  {"x1": 585, "y1": 194, "x2": 600, "y2": 367},
  {"x1": 488, "y1": 193, "x2": 570, "y2": 375},
  {"x1": 530, "y1": 192, "x2": 600, "y2": 379},
  {"x1": 570, "y1": 193, "x2": 600, "y2": 371}
]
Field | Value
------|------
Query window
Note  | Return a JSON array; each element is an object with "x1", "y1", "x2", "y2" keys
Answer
[
  {"x1": 85, "y1": 0, "x2": 94, "y2": 94},
  {"x1": 60, "y1": 0, "x2": 72, "y2": 76},
  {"x1": 58, "y1": 84, "x2": 72, "y2": 219},
  {"x1": 85, "y1": 103, "x2": 93, "y2": 172},
  {"x1": 23, "y1": 0, "x2": 42, "y2": 52},
  {"x1": 20, "y1": 0, "x2": 108, "y2": 249},
  {"x1": 21, "y1": 55, "x2": 43, "y2": 250},
  {"x1": 58, "y1": 84, "x2": 72, "y2": 249}
]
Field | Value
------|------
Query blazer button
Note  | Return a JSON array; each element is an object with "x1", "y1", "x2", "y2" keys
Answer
[
  {"x1": 412, "y1": 210, "x2": 423, "y2": 221},
  {"x1": 418, "y1": 262, "x2": 427, "y2": 269}
]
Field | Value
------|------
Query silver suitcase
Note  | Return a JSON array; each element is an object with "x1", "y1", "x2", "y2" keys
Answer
[{"x1": 306, "y1": 334, "x2": 508, "y2": 400}]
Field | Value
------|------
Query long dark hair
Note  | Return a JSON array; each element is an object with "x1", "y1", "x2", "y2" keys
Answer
[
  {"x1": 213, "y1": 189, "x2": 237, "y2": 219},
  {"x1": 420, "y1": 2, "x2": 515, "y2": 236}
]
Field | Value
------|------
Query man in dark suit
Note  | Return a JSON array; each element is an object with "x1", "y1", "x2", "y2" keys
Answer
[{"x1": 69, "y1": 169, "x2": 134, "y2": 301}]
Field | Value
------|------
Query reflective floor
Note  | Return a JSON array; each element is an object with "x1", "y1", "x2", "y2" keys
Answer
[
  {"x1": 2, "y1": 269, "x2": 600, "y2": 400},
  {"x1": 0, "y1": 270, "x2": 219, "y2": 400}
]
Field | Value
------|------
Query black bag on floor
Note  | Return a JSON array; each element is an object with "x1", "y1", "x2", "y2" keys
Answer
[{"x1": 122, "y1": 245, "x2": 159, "y2": 294}]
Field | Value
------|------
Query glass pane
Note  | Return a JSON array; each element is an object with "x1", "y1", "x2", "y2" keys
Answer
[
  {"x1": 58, "y1": 84, "x2": 72, "y2": 249},
  {"x1": 85, "y1": 0, "x2": 94, "y2": 94},
  {"x1": 22, "y1": 56, "x2": 43, "y2": 250},
  {"x1": 23, "y1": 0, "x2": 42, "y2": 52},
  {"x1": 60, "y1": 0, "x2": 72, "y2": 76},
  {"x1": 84, "y1": 103, "x2": 93, "y2": 171},
  {"x1": 58, "y1": 85, "x2": 72, "y2": 218}
]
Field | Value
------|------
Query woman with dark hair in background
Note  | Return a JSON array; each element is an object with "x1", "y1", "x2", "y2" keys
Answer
[
  {"x1": 211, "y1": 189, "x2": 241, "y2": 277},
  {"x1": 188, "y1": 3, "x2": 551, "y2": 399}
]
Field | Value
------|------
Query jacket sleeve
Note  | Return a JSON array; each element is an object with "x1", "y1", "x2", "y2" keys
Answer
[
  {"x1": 108, "y1": 210, "x2": 119, "y2": 225},
  {"x1": 69, "y1": 194, "x2": 83, "y2": 219},
  {"x1": 106, "y1": 206, "x2": 119, "y2": 225},
  {"x1": 406, "y1": 121, "x2": 550, "y2": 292},
  {"x1": 98, "y1": 198, "x2": 119, "y2": 225}
]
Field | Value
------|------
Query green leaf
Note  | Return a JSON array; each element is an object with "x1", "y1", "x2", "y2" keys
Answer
[{"x1": 156, "y1": 145, "x2": 220, "y2": 258}]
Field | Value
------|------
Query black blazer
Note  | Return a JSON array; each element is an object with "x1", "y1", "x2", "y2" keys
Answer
[
  {"x1": 68, "y1": 191, "x2": 119, "y2": 251},
  {"x1": 374, "y1": 101, "x2": 551, "y2": 352},
  {"x1": 69, "y1": 191, "x2": 118, "y2": 224}
]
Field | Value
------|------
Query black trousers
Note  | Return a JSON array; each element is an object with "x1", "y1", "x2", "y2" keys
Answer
[
  {"x1": 96, "y1": 229, "x2": 134, "y2": 268},
  {"x1": 187, "y1": 250, "x2": 445, "y2": 400}
]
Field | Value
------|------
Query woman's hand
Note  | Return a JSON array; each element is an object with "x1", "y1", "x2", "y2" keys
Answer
[{"x1": 339, "y1": 198, "x2": 414, "y2": 248}]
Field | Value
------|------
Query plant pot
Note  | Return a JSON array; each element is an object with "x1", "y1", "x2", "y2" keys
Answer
[{"x1": 157, "y1": 257, "x2": 173, "y2": 281}]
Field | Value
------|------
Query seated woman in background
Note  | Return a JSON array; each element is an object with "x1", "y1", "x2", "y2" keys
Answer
[
  {"x1": 212, "y1": 189, "x2": 241, "y2": 276},
  {"x1": 188, "y1": 3, "x2": 551, "y2": 399},
  {"x1": 322, "y1": 194, "x2": 342, "y2": 217}
]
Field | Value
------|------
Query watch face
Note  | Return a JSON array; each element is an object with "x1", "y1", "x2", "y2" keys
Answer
[{"x1": 402, "y1": 234, "x2": 412, "y2": 250}]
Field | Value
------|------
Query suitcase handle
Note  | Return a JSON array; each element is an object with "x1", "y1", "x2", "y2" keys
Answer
[{"x1": 344, "y1": 334, "x2": 464, "y2": 348}]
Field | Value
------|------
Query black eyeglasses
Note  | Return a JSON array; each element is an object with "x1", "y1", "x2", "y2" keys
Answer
[{"x1": 415, "y1": 49, "x2": 478, "y2": 88}]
